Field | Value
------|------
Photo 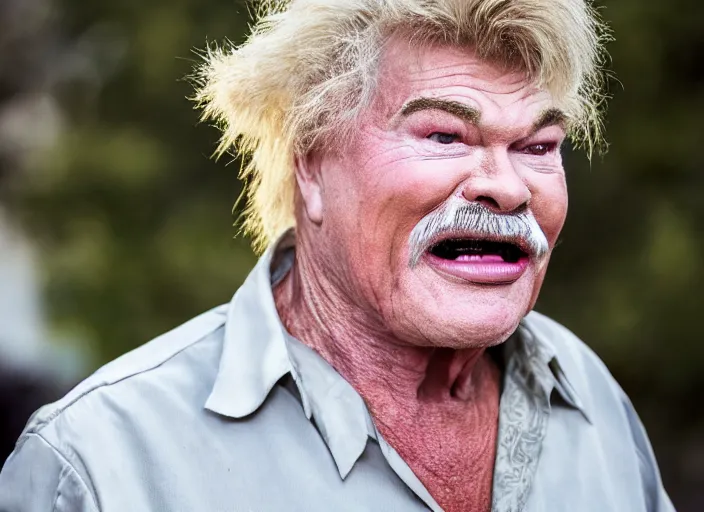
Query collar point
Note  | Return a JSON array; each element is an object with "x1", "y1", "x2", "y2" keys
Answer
[{"x1": 204, "y1": 393, "x2": 263, "y2": 419}]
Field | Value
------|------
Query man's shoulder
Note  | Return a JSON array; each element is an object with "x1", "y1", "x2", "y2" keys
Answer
[
  {"x1": 523, "y1": 311, "x2": 627, "y2": 404},
  {"x1": 21, "y1": 304, "x2": 229, "y2": 441},
  {"x1": 524, "y1": 310, "x2": 603, "y2": 359}
]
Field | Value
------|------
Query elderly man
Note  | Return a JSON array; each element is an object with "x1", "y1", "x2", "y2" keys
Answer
[{"x1": 0, "y1": 0, "x2": 674, "y2": 511}]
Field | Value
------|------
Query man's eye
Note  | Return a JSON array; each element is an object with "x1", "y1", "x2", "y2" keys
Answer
[
  {"x1": 523, "y1": 143, "x2": 555, "y2": 156},
  {"x1": 427, "y1": 132, "x2": 460, "y2": 144}
]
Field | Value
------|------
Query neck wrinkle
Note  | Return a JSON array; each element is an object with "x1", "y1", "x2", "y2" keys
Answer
[{"x1": 273, "y1": 239, "x2": 490, "y2": 415}]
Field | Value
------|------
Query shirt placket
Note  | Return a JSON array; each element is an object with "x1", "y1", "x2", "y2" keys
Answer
[{"x1": 491, "y1": 341, "x2": 553, "y2": 512}]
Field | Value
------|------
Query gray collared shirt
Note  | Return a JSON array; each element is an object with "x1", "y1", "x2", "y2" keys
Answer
[{"x1": 0, "y1": 234, "x2": 675, "y2": 511}]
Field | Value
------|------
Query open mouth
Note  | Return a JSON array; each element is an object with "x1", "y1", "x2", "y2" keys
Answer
[
  {"x1": 423, "y1": 237, "x2": 531, "y2": 284},
  {"x1": 428, "y1": 238, "x2": 528, "y2": 263}
]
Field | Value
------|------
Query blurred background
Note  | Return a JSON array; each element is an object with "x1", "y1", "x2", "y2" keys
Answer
[{"x1": 0, "y1": 0, "x2": 701, "y2": 508}]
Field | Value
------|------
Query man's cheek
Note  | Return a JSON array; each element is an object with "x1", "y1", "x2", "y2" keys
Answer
[
  {"x1": 540, "y1": 211, "x2": 566, "y2": 245},
  {"x1": 547, "y1": 201, "x2": 568, "y2": 243},
  {"x1": 532, "y1": 191, "x2": 568, "y2": 245}
]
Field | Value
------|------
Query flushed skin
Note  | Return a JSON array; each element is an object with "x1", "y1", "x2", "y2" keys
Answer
[
  {"x1": 275, "y1": 39, "x2": 569, "y2": 512},
  {"x1": 195, "y1": 0, "x2": 608, "y2": 249}
]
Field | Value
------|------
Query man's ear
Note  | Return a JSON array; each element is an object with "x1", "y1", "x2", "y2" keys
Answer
[{"x1": 294, "y1": 151, "x2": 324, "y2": 225}]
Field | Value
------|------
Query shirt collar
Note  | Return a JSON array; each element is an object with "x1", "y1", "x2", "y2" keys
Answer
[
  {"x1": 205, "y1": 230, "x2": 372, "y2": 479},
  {"x1": 205, "y1": 231, "x2": 591, "y2": 479},
  {"x1": 517, "y1": 314, "x2": 592, "y2": 423}
]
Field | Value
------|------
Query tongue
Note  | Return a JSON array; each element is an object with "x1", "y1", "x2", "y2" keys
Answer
[{"x1": 455, "y1": 253, "x2": 505, "y2": 263}]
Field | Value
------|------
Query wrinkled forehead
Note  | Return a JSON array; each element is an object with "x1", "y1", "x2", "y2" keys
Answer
[{"x1": 372, "y1": 37, "x2": 561, "y2": 126}]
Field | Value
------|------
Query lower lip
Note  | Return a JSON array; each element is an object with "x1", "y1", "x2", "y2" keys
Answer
[{"x1": 424, "y1": 253, "x2": 530, "y2": 284}]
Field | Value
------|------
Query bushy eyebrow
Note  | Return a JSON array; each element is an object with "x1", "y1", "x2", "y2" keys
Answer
[
  {"x1": 532, "y1": 108, "x2": 567, "y2": 133},
  {"x1": 398, "y1": 98, "x2": 566, "y2": 136},
  {"x1": 399, "y1": 98, "x2": 481, "y2": 124}
]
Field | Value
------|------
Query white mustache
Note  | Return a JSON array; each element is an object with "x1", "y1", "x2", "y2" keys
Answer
[{"x1": 408, "y1": 196, "x2": 549, "y2": 267}]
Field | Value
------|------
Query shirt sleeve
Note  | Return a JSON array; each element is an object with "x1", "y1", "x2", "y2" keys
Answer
[
  {"x1": 0, "y1": 433, "x2": 99, "y2": 512},
  {"x1": 621, "y1": 395, "x2": 676, "y2": 512}
]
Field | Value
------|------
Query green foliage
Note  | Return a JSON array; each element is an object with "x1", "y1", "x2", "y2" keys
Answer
[{"x1": 12, "y1": 0, "x2": 257, "y2": 363}]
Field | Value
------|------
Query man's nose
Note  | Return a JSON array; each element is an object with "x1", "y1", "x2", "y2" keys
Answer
[{"x1": 460, "y1": 151, "x2": 531, "y2": 213}]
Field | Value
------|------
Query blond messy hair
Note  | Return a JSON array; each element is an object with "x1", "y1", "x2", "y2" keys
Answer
[{"x1": 193, "y1": 0, "x2": 610, "y2": 252}]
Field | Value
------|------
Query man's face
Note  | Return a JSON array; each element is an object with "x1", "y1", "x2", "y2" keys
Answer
[{"x1": 297, "y1": 40, "x2": 568, "y2": 349}]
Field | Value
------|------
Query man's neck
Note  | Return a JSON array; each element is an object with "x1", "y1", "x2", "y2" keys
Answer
[{"x1": 272, "y1": 248, "x2": 498, "y2": 416}]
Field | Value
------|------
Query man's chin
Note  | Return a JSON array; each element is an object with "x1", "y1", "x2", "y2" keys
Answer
[
  {"x1": 420, "y1": 309, "x2": 524, "y2": 349},
  {"x1": 393, "y1": 260, "x2": 537, "y2": 348},
  {"x1": 390, "y1": 287, "x2": 530, "y2": 349}
]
